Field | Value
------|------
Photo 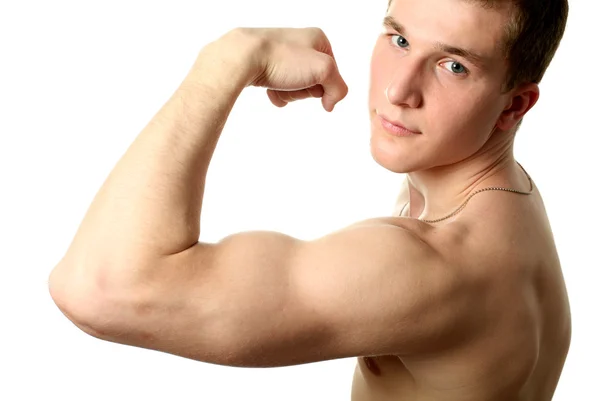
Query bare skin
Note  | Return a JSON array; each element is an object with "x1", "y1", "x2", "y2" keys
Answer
[
  {"x1": 48, "y1": 1, "x2": 571, "y2": 400},
  {"x1": 352, "y1": 173, "x2": 571, "y2": 401}
]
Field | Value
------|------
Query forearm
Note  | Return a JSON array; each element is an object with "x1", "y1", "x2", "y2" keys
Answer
[{"x1": 57, "y1": 32, "x2": 256, "y2": 287}]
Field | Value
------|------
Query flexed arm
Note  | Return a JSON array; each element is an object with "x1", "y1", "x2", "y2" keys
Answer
[
  {"x1": 49, "y1": 27, "x2": 348, "y2": 327},
  {"x1": 48, "y1": 28, "x2": 476, "y2": 368}
]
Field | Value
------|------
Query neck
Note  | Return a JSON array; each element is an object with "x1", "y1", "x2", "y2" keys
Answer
[{"x1": 405, "y1": 134, "x2": 530, "y2": 221}]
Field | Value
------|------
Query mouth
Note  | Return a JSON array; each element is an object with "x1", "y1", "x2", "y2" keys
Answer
[{"x1": 377, "y1": 114, "x2": 421, "y2": 136}]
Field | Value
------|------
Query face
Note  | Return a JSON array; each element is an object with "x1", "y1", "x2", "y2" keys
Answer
[{"x1": 369, "y1": 0, "x2": 514, "y2": 173}]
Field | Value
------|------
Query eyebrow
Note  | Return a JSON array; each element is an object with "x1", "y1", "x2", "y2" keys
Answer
[{"x1": 382, "y1": 16, "x2": 487, "y2": 68}]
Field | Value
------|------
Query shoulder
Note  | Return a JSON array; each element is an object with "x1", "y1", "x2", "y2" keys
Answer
[{"x1": 388, "y1": 187, "x2": 546, "y2": 290}]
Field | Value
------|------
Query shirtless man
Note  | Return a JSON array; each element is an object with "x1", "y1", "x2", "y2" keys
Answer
[{"x1": 48, "y1": 0, "x2": 571, "y2": 399}]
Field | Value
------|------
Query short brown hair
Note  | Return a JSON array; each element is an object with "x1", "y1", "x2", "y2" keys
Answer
[{"x1": 386, "y1": 0, "x2": 569, "y2": 91}]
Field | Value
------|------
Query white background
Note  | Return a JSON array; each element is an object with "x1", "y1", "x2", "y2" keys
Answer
[{"x1": 1, "y1": 0, "x2": 597, "y2": 399}]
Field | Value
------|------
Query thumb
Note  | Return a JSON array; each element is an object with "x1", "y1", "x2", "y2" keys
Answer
[{"x1": 316, "y1": 54, "x2": 349, "y2": 112}]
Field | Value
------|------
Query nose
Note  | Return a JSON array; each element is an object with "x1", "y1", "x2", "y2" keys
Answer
[{"x1": 385, "y1": 59, "x2": 424, "y2": 108}]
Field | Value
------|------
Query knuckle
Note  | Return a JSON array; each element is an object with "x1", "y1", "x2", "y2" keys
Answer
[
  {"x1": 312, "y1": 27, "x2": 329, "y2": 44},
  {"x1": 306, "y1": 27, "x2": 325, "y2": 36},
  {"x1": 303, "y1": 31, "x2": 334, "y2": 61},
  {"x1": 316, "y1": 55, "x2": 336, "y2": 78},
  {"x1": 305, "y1": 27, "x2": 327, "y2": 46}
]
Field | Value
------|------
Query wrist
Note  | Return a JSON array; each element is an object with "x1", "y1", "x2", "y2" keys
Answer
[{"x1": 183, "y1": 29, "x2": 263, "y2": 92}]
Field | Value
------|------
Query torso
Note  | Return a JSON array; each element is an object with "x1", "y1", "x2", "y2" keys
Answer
[{"x1": 351, "y1": 170, "x2": 571, "y2": 401}]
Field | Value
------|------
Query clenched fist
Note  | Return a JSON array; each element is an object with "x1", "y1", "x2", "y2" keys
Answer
[{"x1": 206, "y1": 27, "x2": 349, "y2": 112}]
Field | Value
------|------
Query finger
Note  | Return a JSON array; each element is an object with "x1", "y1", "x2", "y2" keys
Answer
[
  {"x1": 313, "y1": 28, "x2": 337, "y2": 61},
  {"x1": 305, "y1": 27, "x2": 336, "y2": 60},
  {"x1": 269, "y1": 86, "x2": 325, "y2": 104},
  {"x1": 307, "y1": 85, "x2": 325, "y2": 98},
  {"x1": 315, "y1": 54, "x2": 349, "y2": 112},
  {"x1": 267, "y1": 89, "x2": 288, "y2": 108},
  {"x1": 282, "y1": 86, "x2": 325, "y2": 101}
]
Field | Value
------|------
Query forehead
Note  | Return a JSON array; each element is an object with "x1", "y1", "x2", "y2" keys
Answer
[{"x1": 387, "y1": 0, "x2": 511, "y2": 61}]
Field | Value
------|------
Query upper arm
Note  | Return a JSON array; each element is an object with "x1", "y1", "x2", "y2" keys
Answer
[{"x1": 88, "y1": 220, "x2": 481, "y2": 367}]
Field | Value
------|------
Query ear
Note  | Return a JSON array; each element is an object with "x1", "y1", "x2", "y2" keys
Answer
[{"x1": 495, "y1": 83, "x2": 540, "y2": 131}]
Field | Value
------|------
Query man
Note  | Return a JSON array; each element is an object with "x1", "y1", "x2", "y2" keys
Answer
[{"x1": 49, "y1": 0, "x2": 571, "y2": 399}]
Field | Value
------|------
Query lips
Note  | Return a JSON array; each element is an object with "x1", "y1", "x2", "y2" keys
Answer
[{"x1": 378, "y1": 113, "x2": 420, "y2": 134}]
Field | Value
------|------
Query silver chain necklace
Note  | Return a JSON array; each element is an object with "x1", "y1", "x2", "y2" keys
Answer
[{"x1": 398, "y1": 162, "x2": 534, "y2": 224}]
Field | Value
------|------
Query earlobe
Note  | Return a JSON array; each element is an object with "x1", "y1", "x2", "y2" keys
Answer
[{"x1": 495, "y1": 83, "x2": 540, "y2": 131}]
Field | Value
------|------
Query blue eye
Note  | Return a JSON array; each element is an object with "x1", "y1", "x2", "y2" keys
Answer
[
  {"x1": 391, "y1": 34, "x2": 409, "y2": 48},
  {"x1": 442, "y1": 61, "x2": 468, "y2": 75}
]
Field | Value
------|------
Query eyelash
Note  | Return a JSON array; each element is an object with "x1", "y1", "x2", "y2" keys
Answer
[{"x1": 387, "y1": 34, "x2": 470, "y2": 77}]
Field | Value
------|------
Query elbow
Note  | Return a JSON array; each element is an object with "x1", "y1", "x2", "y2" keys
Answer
[{"x1": 48, "y1": 262, "x2": 113, "y2": 337}]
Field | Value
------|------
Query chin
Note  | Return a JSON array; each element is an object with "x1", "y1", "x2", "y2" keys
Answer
[{"x1": 369, "y1": 132, "x2": 414, "y2": 174}]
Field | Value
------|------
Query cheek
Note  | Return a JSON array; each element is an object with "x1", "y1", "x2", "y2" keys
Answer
[
  {"x1": 369, "y1": 44, "x2": 393, "y2": 99},
  {"x1": 370, "y1": 54, "x2": 390, "y2": 79},
  {"x1": 429, "y1": 91, "x2": 499, "y2": 133},
  {"x1": 464, "y1": 96, "x2": 503, "y2": 133}
]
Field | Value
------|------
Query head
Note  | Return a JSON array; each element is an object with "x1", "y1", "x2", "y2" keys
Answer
[{"x1": 369, "y1": 0, "x2": 568, "y2": 173}]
